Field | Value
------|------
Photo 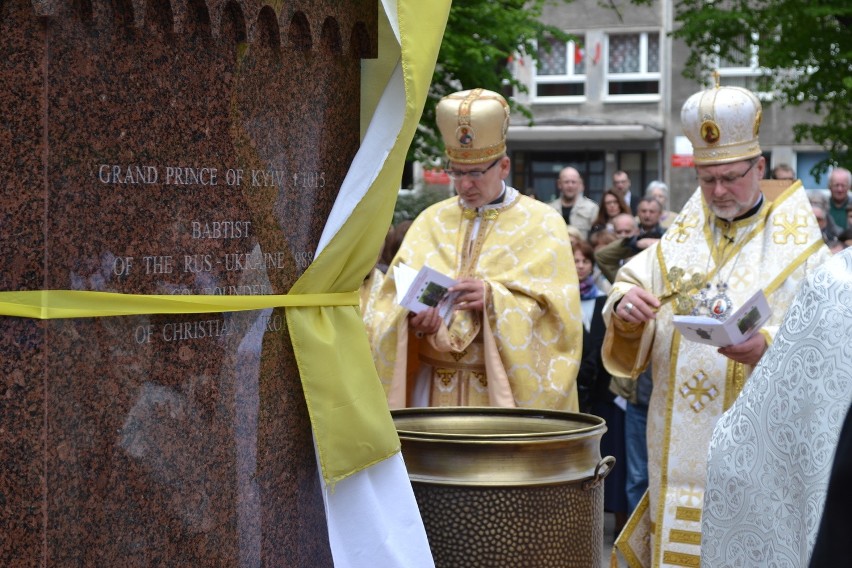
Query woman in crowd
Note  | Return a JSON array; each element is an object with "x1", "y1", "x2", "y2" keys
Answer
[
  {"x1": 588, "y1": 230, "x2": 616, "y2": 294},
  {"x1": 645, "y1": 180, "x2": 677, "y2": 228},
  {"x1": 590, "y1": 189, "x2": 631, "y2": 235}
]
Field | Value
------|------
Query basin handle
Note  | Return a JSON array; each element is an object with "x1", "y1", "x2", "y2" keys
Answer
[{"x1": 583, "y1": 455, "x2": 616, "y2": 490}]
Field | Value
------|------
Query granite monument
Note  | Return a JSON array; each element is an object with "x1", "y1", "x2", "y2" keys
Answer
[{"x1": 0, "y1": 0, "x2": 376, "y2": 565}]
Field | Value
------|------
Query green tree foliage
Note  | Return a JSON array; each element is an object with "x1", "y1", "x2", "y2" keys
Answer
[
  {"x1": 410, "y1": 0, "x2": 575, "y2": 165},
  {"x1": 393, "y1": 187, "x2": 452, "y2": 224},
  {"x1": 631, "y1": 0, "x2": 851, "y2": 176}
]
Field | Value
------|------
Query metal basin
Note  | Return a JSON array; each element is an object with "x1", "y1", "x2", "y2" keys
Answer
[{"x1": 394, "y1": 407, "x2": 613, "y2": 567}]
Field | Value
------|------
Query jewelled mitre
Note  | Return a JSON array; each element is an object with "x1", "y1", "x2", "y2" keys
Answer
[
  {"x1": 436, "y1": 88, "x2": 510, "y2": 165},
  {"x1": 681, "y1": 83, "x2": 762, "y2": 165}
]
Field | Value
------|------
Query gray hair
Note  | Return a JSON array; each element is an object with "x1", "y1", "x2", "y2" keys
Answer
[
  {"x1": 645, "y1": 180, "x2": 669, "y2": 198},
  {"x1": 829, "y1": 167, "x2": 852, "y2": 186}
]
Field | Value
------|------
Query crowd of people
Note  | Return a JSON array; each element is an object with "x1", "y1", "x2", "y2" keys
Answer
[{"x1": 361, "y1": 85, "x2": 852, "y2": 567}]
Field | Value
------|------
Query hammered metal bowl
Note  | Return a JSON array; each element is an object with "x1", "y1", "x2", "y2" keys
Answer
[
  {"x1": 393, "y1": 406, "x2": 609, "y2": 486},
  {"x1": 393, "y1": 407, "x2": 613, "y2": 568}
]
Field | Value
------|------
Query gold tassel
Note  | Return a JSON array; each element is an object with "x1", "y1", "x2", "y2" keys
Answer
[{"x1": 610, "y1": 546, "x2": 619, "y2": 568}]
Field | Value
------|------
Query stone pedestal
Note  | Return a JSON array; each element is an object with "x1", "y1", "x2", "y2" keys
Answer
[{"x1": 0, "y1": 0, "x2": 376, "y2": 565}]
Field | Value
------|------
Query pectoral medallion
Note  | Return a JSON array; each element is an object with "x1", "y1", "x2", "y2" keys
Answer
[{"x1": 693, "y1": 282, "x2": 733, "y2": 320}]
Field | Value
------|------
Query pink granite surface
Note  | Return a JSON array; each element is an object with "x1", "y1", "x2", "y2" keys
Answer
[{"x1": 0, "y1": 0, "x2": 377, "y2": 565}]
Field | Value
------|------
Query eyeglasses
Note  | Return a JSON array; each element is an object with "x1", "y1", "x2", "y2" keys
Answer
[
  {"x1": 697, "y1": 159, "x2": 757, "y2": 190},
  {"x1": 446, "y1": 159, "x2": 500, "y2": 181}
]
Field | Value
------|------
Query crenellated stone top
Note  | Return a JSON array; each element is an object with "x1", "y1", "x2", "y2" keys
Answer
[{"x1": 20, "y1": 0, "x2": 377, "y2": 58}]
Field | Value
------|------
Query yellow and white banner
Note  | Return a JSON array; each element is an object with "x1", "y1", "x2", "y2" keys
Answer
[{"x1": 283, "y1": 0, "x2": 450, "y2": 565}]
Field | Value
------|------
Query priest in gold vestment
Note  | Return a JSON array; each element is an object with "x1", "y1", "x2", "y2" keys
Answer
[
  {"x1": 602, "y1": 83, "x2": 830, "y2": 568},
  {"x1": 369, "y1": 88, "x2": 582, "y2": 410}
]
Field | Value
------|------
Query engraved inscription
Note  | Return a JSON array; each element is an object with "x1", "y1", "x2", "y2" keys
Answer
[
  {"x1": 133, "y1": 312, "x2": 283, "y2": 344},
  {"x1": 252, "y1": 169, "x2": 288, "y2": 187},
  {"x1": 170, "y1": 284, "x2": 273, "y2": 296},
  {"x1": 223, "y1": 252, "x2": 287, "y2": 271},
  {"x1": 112, "y1": 250, "x2": 307, "y2": 276},
  {"x1": 294, "y1": 251, "x2": 313, "y2": 268},
  {"x1": 191, "y1": 221, "x2": 252, "y2": 239},
  {"x1": 97, "y1": 164, "x2": 326, "y2": 189},
  {"x1": 143, "y1": 255, "x2": 174, "y2": 274}
]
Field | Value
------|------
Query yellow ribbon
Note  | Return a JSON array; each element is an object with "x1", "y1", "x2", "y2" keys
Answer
[
  {"x1": 0, "y1": 290, "x2": 357, "y2": 319},
  {"x1": 286, "y1": 0, "x2": 451, "y2": 486},
  {"x1": 0, "y1": 0, "x2": 451, "y2": 488}
]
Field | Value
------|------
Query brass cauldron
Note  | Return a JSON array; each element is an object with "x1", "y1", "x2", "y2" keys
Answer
[{"x1": 394, "y1": 407, "x2": 613, "y2": 568}]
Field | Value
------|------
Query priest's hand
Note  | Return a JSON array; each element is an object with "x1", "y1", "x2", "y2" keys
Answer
[
  {"x1": 718, "y1": 331, "x2": 767, "y2": 366},
  {"x1": 450, "y1": 278, "x2": 486, "y2": 312},
  {"x1": 616, "y1": 286, "x2": 660, "y2": 322},
  {"x1": 409, "y1": 307, "x2": 441, "y2": 336}
]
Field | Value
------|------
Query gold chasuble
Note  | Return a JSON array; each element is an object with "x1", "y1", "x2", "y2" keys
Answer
[
  {"x1": 370, "y1": 186, "x2": 582, "y2": 411},
  {"x1": 602, "y1": 180, "x2": 830, "y2": 567}
]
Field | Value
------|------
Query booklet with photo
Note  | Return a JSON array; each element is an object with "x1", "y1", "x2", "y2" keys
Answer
[
  {"x1": 394, "y1": 263, "x2": 459, "y2": 324},
  {"x1": 672, "y1": 289, "x2": 771, "y2": 347}
]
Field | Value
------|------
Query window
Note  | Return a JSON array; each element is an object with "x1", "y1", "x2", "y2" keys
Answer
[
  {"x1": 605, "y1": 32, "x2": 660, "y2": 101},
  {"x1": 710, "y1": 33, "x2": 768, "y2": 96},
  {"x1": 514, "y1": 151, "x2": 605, "y2": 202},
  {"x1": 797, "y1": 151, "x2": 831, "y2": 190},
  {"x1": 533, "y1": 36, "x2": 586, "y2": 101},
  {"x1": 617, "y1": 150, "x2": 661, "y2": 196}
]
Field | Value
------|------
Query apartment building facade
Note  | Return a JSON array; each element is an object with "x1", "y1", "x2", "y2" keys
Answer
[{"x1": 506, "y1": 0, "x2": 828, "y2": 210}]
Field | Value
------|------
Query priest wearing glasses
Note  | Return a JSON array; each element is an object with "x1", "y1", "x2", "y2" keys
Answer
[
  {"x1": 368, "y1": 88, "x2": 582, "y2": 410},
  {"x1": 601, "y1": 81, "x2": 830, "y2": 567}
]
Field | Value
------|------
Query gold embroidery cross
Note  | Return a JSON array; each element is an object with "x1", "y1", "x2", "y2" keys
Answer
[
  {"x1": 773, "y1": 213, "x2": 810, "y2": 245},
  {"x1": 665, "y1": 214, "x2": 699, "y2": 244},
  {"x1": 680, "y1": 370, "x2": 719, "y2": 413},
  {"x1": 678, "y1": 484, "x2": 704, "y2": 508}
]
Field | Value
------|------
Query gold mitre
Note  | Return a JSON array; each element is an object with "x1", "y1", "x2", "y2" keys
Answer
[
  {"x1": 436, "y1": 88, "x2": 510, "y2": 164},
  {"x1": 681, "y1": 80, "x2": 762, "y2": 166}
]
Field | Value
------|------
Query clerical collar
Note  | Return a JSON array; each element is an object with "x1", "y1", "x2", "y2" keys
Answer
[
  {"x1": 487, "y1": 183, "x2": 507, "y2": 206},
  {"x1": 734, "y1": 194, "x2": 764, "y2": 221}
]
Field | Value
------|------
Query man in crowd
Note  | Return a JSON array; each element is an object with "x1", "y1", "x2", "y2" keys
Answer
[
  {"x1": 812, "y1": 204, "x2": 839, "y2": 243},
  {"x1": 612, "y1": 170, "x2": 637, "y2": 214},
  {"x1": 548, "y1": 166, "x2": 599, "y2": 239},
  {"x1": 369, "y1": 88, "x2": 582, "y2": 410},
  {"x1": 645, "y1": 180, "x2": 677, "y2": 229},
  {"x1": 828, "y1": 167, "x2": 852, "y2": 230},
  {"x1": 596, "y1": 198, "x2": 665, "y2": 284},
  {"x1": 602, "y1": 82, "x2": 830, "y2": 566},
  {"x1": 635, "y1": 196, "x2": 664, "y2": 235}
]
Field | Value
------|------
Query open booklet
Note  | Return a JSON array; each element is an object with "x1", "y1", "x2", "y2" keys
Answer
[
  {"x1": 394, "y1": 263, "x2": 459, "y2": 324},
  {"x1": 672, "y1": 289, "x2": 771, "y2": 347}
]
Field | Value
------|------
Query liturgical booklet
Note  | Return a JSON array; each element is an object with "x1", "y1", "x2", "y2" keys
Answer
[
  {"x1": 672, "y1": 289, "x2": 771, "y2": 347},
  {"x1": 394, "y1": 263, "x2": 459, "y2": 324}
]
